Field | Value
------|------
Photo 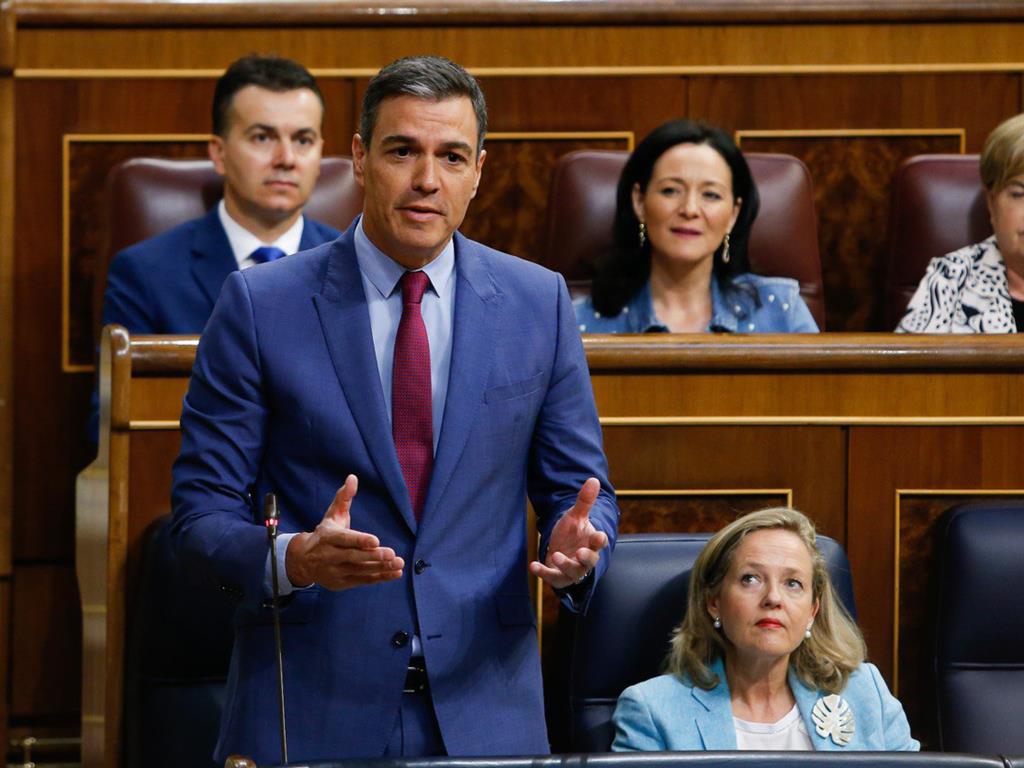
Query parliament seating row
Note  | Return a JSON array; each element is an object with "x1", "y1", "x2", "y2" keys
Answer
[
  {"x1": 94, "y1": 151, "x2": 989, "y2": 335},
  {"x1": 127, "y1": 506, "x2": 1024, "y2": 766}
]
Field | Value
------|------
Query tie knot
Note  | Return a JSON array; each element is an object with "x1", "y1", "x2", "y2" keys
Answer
[
  {"x1": 251, "y1": 246, "x2": 286, "y2": 265},
  {"x1": 401, "y1": 271, "x2": 430, "y2": 305}
]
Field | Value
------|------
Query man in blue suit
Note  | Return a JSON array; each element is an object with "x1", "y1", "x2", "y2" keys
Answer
[
  {"x1": 171, "y1": 56, "x2": 619, "y2": 764},
  {"x1": 101, "y1": 54, "x2": 339, "y2": 336}
]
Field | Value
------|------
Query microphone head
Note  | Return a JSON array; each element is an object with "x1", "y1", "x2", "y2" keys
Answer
[{"x1": 263, "y1": 492, "x2": 279, "y2": 532}]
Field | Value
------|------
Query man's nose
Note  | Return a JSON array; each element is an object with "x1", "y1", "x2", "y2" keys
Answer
[
  {"x1": 274, "y1": 140, "x2": 296, "y2": 168},
  {"x1": 412, "y1": 156, "x2": 440, "y2": 193}
]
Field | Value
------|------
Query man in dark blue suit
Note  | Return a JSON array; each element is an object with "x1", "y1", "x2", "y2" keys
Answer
[
  {"x1": 101, "y1": 54, "x2": 339, "y2": 336},
  {"x1": 172, "y1": 56, "x2": 618, "y2": 764}
]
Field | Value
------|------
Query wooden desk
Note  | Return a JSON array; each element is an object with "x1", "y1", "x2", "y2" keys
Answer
[{"x1": 77, "y1": 329, "x2": 1024, "y2": 764}]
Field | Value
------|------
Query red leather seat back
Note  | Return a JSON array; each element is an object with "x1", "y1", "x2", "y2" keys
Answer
[
  {"x1": 543, "y1": 150, "x2": 825, "y2": 328},
  {"x1": 885, "y1": 154, "x2": 991, "y2": 329}
]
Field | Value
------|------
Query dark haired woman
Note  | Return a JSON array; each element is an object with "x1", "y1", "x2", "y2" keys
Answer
[{"x1": 575, "y1": 120, "x2": 818, "y2": 333}]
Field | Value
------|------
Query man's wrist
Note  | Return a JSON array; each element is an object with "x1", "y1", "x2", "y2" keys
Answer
[{"x1": 285, "y1": 532, "x2": 313, "y2": 588}]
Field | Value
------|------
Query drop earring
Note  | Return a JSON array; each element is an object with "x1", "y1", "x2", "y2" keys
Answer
[
  {"x1": 805, "y1": 622, "x2": 813, "y2": 639},
  {"x1": 721, "y1": 232, "x2": 731, "y2": 264},
  {"x1": 638, "y1": 221, "x2": 647, "y2": 248},
  {"x1": 712, "y1": 616, "x2": 722, "y2": 629}
]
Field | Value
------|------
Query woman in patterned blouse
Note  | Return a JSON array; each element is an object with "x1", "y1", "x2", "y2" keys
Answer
[{"x1": 897, "y1": 113, "x2": 1024, "y2": 333}]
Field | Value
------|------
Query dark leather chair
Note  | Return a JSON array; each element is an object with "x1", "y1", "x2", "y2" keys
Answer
[
  {"x1": 884, "y1": 154, "x2": 992, "y2": 329},
  {"x1": 543, "y1": 150, "x2": 826, "y2": 329},
  {"x1": 553, "y1": 532, "x2": 857, "y2": 753},
  {"x1": 93, "y1": 156, "x2": 363, "y2": 336},
  {"x1": 935, "y1": 501, "x2": 1024, "y2": 754},
  {"x1": 123, "y1": 515, "x2": 236, "y2": 768}
]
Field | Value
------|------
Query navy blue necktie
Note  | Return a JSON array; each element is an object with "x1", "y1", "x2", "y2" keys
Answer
[{"x1": 250, "y1": 246, "x2": 286, "y2": 265}]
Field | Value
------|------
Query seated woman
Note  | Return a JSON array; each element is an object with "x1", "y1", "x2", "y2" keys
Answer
[
  {"x1": 612, "y1": 507, "x2": 918, "y2": 751},
  {"x1": 575, "y1": 120, "x2": 818, "y2": 333},
  {"x1": 897, "y1": 113, "x2": 1024, "y2": 332}
]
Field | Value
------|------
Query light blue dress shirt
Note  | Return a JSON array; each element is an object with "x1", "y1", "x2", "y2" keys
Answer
[{"x1": 270, "y1": 217, "x2": 457, "y2": 599}]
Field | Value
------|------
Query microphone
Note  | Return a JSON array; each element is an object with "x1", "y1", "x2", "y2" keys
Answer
[{"x1": 263, "y1": 492, "x2": 289, "y2": 765}]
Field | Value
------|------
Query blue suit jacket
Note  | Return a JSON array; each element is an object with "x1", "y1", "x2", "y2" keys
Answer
[
  {"x1": 170, "y1": 224, "x2": 619, "y2": 763},
  {"x1": 612, "y1": 658, "x2": 919, "y2": 752},
  {"x1": 101, "y1": 206, "x2": 340, "y2": 334}
]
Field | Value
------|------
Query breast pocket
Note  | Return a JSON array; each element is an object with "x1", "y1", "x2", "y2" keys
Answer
[{"x1": 484, "y1": 371, "x2": 546, "y2": 404}]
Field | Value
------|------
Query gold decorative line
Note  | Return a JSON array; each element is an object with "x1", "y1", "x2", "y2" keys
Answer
[
  {"x1": 81, "y1": 715, "x2": 105, "y2": 724},
  {"x1": 129, "y1": 420, "x2": 181, "y2": 430},
  {"x1": 489, "y1": 130, "x2": 634, "y2": 151},
  {"x1": 600, "y1": 416, "x2": 1024, "y2": 426},
  {"x1": 61, "y1": 133, "x2": 209, "y2": 374},
  {"x1": 891, "y1": 487, "x2": 1024, "y2": 695},
  {"x1": 17, "y1": 64, "x2": 1024, "y2": 79},
  {"x1": 736, "y1": 128, "x2": 967, "y2": 154},
  {"x1": 81, "y1": 604, "x2": 107, "y2": 614}
]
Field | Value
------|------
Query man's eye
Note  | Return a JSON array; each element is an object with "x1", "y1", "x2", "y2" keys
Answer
[
  {"x1": 252, "y1": 134, "x2": 270, "y2": 143},
  {"x1": 394, "y1": 147, "x2": 411, "y2": 158},
  {"x1": 447, "y1": 152, "x2": 466, "y2": 164}
]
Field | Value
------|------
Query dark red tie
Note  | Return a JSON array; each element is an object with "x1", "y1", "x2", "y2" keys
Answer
[{"x1": 392, "y1": 271, "x2": 433, "y2": 521}]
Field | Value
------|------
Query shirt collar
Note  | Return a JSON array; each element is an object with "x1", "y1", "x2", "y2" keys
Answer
[
  {"x1": 354, "y1": 215, "x2": 455, "y2": 299},
  {"x1": 217, "y1": 199, "x2": 305, "y2": 269}
]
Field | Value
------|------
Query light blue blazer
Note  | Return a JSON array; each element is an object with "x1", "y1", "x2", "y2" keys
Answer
[{"x1": 612, "y1": 658, "x2": 919, "y2": 752}]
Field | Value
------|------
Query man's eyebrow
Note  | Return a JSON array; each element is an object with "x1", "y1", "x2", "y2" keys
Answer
[
  {"x1": 380, "y1": 134, "x2": 418, "y2": 146},
  {"x1": 243, "y1": 123, "x2": 279, "y2": 135},
  {"x1": 438, "y1": 140, "x2": 474, "y2": 154}
]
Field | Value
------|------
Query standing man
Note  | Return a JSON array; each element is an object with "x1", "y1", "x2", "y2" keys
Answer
[
  {"x1": 172, "y1": 56, "x2": 618, "y2": 764},
  {"x1": 100, "y1": 54, "x2": 339, "y2": 337}
]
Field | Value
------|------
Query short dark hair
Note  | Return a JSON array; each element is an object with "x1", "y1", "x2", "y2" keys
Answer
[
  {"x1": 359, "y1": 55, "x2": 487, "y2": 156},
  {"x1": 212, "y1": 54, "x2": 324, "y2": 137},
  {"x1": 591, "y1": 120, "x2": 761, "y2": 317}
]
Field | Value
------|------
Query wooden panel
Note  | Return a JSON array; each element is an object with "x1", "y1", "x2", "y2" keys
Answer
[
  {"x1": 463, "y1": 135, "x2": 629, "y2": 264},
  {"x1": 846, "y1": 426, "x2": 1024, "y2": 747},
  {"x1": 10, "y1": 564, "x2": 80, "y2": 718},
  {"x1": 13, "y1": 1, "x2": 1024, "y2": 27},
  {"x1": 617, "y1": 493, "x2": 790, "y2": 534},
  {"x1": 15, "y1": 23, "x2": 1024, "y2": 70},
  {"x1": 740, "y1": 133, "x2": 961, "y2": 331},
  {"x1": 693, "y1": 73, "x2": 1021, "y2": 331}
]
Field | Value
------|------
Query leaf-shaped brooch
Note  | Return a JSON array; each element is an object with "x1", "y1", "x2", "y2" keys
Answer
[{"x1": 811, "y1": 694, "x2": 855, "y2": 746}]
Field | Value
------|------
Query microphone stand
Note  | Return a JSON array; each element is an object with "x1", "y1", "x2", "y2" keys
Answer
[{"x1": 264, "y1": 493, "x2": 289, "y2": 765}]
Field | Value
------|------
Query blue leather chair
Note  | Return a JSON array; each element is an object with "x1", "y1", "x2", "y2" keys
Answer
[
  {"x1": 553, "y1": 532, "x2": 857, "y2": 753},
  {"x1": 936, "y1": 501, "x2": 1024, "y2": 753}
]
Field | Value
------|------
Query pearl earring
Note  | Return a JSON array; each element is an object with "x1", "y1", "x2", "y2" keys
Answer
[
  {"x1": 805, "y1": 622, "x2": 813, "y2": 639},
  {"x1": 712, "y1": 616, "x2": 722, "y2": 629}
]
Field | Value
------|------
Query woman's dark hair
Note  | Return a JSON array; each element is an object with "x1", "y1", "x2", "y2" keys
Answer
[{"x1": 591, "y1": 120, "x2": 761, "y2": 317}]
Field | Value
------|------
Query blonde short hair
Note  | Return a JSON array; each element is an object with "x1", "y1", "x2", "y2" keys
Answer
[
  {"x1": 665, "y1": 507, "x2": 866, "y2": 694},
  {"x1": 981, "y1": 113, "x2": 1024, "y2": 192}
]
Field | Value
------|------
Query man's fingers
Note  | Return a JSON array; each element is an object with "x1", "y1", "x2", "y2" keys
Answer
[
  {"x1": 586, "y1": 529, "x2": 609, "y2": 552},
  {"x1": 318, "y1": 525, "x2": 381, "y2": 551},
  {"x1": 324, "y1": 474, "x2": 359, "y2": 527},
  {"x1": 570, "y1": 477, "x2": 600, "y2": 520}
]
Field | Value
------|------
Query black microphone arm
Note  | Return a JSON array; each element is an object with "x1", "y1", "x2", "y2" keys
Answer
[{"x1": 264, "y1": 492, "x2": 289, "y2": 765}]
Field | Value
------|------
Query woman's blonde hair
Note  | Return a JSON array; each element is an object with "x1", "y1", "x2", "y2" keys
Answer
[
  {"x1": 981, "y1": 113, "x2": 1024, "y2": 193},
  {"x1": 665, "y1": 507, "x2": 866, "y2": 694}
]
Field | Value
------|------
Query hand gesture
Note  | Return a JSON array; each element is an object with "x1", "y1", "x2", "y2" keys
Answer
[
  {"x1": 528, "y1": 477, "x2": 609, "y2": 590},
  {"x1": 285, "y1": 474, "x2": 404, "y2": 590}
]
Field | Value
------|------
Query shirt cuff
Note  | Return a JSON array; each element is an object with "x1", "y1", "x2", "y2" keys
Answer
[{"x1": 264, "y1": 531, "x2": 303, "y2": 597}]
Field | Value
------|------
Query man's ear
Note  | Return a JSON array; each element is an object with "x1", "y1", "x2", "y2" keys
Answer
[
  {"x1": 351, "y1": 134, "x2": 367, "y2": 188},
  {"x1": 208, "y1": 135, "x2": 227, "y2": 176},
  {"x1": 471, "y1": 148, "x2": 487, "y2": 198}
]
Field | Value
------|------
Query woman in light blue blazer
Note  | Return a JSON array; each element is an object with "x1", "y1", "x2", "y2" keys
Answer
[{"x1": 613, "y1": 508, "x2": 919, "y2": 752}]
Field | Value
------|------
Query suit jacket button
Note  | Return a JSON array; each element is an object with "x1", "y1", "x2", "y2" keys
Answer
[
  {"x1": 391, "y1": 631, "x2": 409, "y2": 648},
  {"x1": 414, "y1": 559, "x2": 429, "y2": 574}
]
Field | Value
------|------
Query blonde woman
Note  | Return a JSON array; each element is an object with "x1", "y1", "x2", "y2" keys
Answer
[{"x1": 612, "y1": 508, "x2": 918, "y2": 751}]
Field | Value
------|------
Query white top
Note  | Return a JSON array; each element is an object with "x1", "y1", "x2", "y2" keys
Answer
[
  {"x1": 217, "y1": 199, "x2": 305, "y2": 270},
  {"x1": 733, "y1": 703, "x2": 813, "y2": 751}
]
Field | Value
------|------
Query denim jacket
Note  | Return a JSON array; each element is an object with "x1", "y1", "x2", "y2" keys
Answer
[{"x1": 574, "y1": 274, "x2": 818, "y2": 333}]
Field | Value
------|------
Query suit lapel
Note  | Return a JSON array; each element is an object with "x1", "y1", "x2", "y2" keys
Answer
[
  {"x1": 693, "y1": 659, "x2": 738, "y2": 750},
  {"x1": 789, "y1": 667, "x2": 842, "y2": 751},
  {"x1": 313, "y1": 228, "x2": 416, "y2": 533},
  {"x1": 190, "y1": 208, "x2": 238, "y2": 308},
  {"x1": 419, "y1": 234, "x2": 497, "y2": 526}
]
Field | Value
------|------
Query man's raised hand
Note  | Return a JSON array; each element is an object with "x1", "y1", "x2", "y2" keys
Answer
[
  {"x1": 285, "y1": 474, "x2": 404, "y2": 590},
  {"x1": 528, "y1": 477, "x2": 609, "y2": 590}
]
